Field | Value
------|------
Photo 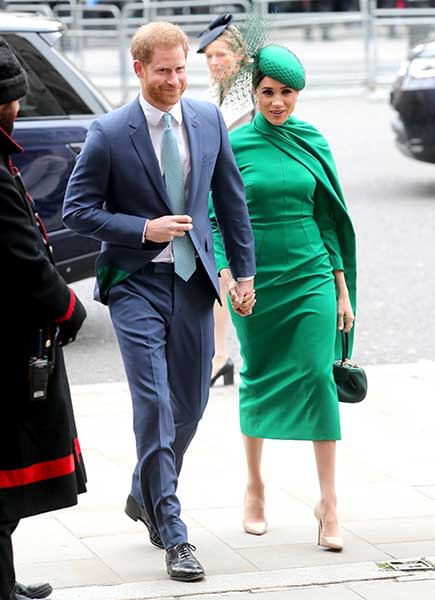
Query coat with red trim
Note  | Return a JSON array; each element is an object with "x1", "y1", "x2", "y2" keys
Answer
[{"x1": 0, "y1": 126, "x2": 87, "y2": 522}]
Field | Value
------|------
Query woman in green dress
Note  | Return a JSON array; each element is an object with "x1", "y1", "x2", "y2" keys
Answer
[{"x1": 211, "y1": 45, "x2": 356, "y2": 550}]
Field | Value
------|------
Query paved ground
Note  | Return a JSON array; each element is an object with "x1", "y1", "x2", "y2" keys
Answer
[{"x1": 14, "y1": 362, "x2": 435, "y2": 599}]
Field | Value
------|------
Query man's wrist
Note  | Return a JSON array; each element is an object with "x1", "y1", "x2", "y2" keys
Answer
[{"x1": 142, "y1": 219, "x2": 149, "y2": 243}]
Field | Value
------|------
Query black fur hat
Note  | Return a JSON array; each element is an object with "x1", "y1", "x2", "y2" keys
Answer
[{"x1": 0, "y1": 37, "x2": 28, "y2": 105}]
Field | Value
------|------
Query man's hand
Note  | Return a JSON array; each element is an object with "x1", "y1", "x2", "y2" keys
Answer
[
  {"x1": 220, "y1": 270, "x2": 255, "y2": 317},
  {"x1": 146, "y1": 215, "x2": 193, "y2": 243},
  {"x1": 232, "y1": 280, "x2": 256, "y2": 316},
  {"x1": 57, "y1": 292, "x2": 87, "y2": 347}
]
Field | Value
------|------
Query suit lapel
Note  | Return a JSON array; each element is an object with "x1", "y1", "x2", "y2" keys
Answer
[
  {"x1": 128, "y1": 97, "x2": 172, "y2": 213},
  {"x1": 182, "y1": 99, "x2": 201, "y2": 214}
]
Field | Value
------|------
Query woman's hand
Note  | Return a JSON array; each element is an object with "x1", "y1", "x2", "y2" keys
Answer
[
  {"x1": 232, "y1": 282, "x2": 256, "y2": 316},
  {"x1": 337, "y1": 295, "x2": 355, "y2": 333},
  {"x1": 334, "y1": 270, "x2": 354, "y2": 332},
  {"x1": 220, "y1": 269, "x2": 256, "y2": 316}
]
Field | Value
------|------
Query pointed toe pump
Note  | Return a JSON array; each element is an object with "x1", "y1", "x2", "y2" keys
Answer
[
  {"x1": 314, "y1": 505, "x2": 343, "y2": 551},
  {"x1": 242, "y1": 519, "x2": 268, "y2": 536},
  {"x1": 243, "y1": 488, "x2": 268, "y2": 536}
]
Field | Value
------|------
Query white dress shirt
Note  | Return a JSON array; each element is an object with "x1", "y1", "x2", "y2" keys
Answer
[
  {"x1": 139, "y1": 95, "x2": 254, "y2": 282},
  {"x1": 139, "y1": 94, "x2": 190, "y2": 263}
]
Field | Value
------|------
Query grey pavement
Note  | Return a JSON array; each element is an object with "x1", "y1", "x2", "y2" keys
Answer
[{"x1": 14, "y1": 362, "x2": 435, "y2": 599}]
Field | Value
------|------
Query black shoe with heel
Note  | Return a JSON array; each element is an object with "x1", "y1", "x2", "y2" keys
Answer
[
  {"x1": 15, "y1": 595, "x2": 51, "y2": 600},
  {"x1": 14, "y1": 583, "x2": 53, "y2": 599},
  {"x1": 210, "y1": 359, "x2": 234, "y2": 387},
  {"x1": 125, "y1": 494, "x2": 164, "y2": 549}
]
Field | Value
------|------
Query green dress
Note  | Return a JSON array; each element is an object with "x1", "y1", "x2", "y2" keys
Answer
[{"x1": 211, "y1": 113, "x2": 356, "y2": 441}]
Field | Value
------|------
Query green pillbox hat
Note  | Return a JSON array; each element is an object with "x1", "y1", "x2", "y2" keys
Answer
[{"x1": 256, "y1": 45, "x2": 305, "y2": 91}]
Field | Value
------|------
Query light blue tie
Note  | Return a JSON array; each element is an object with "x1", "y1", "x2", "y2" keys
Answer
[{"x1": 161, "y1": 112, "x2": 196, "y2": 281}]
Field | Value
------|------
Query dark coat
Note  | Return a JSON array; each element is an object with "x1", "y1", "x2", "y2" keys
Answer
[{"x1": 0, "y1": 126, "x2": 87, "y2": 522}]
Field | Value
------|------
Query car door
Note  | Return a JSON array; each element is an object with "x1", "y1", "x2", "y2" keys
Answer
[{"x1": 4, "y1": 32, "x2": 108, "y2": 283}]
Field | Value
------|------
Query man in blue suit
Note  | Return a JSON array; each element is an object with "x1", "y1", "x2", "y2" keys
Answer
[{"x1": 63, "y1": 22, "x2": 255, "y2": 582}]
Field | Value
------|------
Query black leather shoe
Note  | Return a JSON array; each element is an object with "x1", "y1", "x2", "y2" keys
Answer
[
  {"x1": 210, "y1": 358, "x2": 234, "y2": 387},
  {"x1": 166, "y1": 543, "x2": 205, "y2": 581},
  {"x1": 14, "y1": 582, "x2": 53, "y2": 599},
  {"x1": 15, "y1": 595, "x2": 51, "y2": 600},
  {"x1": 125, "y1": 494, "x2": 164, "y2": 549}
]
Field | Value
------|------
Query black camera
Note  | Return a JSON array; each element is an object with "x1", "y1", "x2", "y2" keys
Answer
[
  {"x1": 28, "y1": 328, "x2": 55, "y2": 402},
  {"x1": 29, "y1": 356, "x2": 49, "y2": 402}
]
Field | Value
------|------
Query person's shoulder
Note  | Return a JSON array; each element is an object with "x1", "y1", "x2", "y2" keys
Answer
[
  {"x1": 229, "y1": 122, "x2": 255, "y2": 145},
  {"x1": 0, "y1": 160, "x2": 14, "y2": 187},
  {"x1": 0, "y1": 163, "x2": 24, "y2": 216},
  {"x1": 199, "y1": 85, "x2": 219, "y2": 105},
  {"x1": 183, "y1": 97, "x2": 219, "y2": 117},
  {"x1": 291, "y1": 117, "x2": 330, "y2": 149},
  {"x1": 93, "y1": 100, "x2": 135, "y2": 132}
]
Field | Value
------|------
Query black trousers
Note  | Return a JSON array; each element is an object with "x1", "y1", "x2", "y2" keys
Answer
[{"x1": 0, "y1": 519, "x2": 18, "y2": 600}]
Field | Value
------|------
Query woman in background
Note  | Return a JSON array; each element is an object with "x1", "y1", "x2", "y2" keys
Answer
[{"x1": 198, "y1": 14, "x2": 255, "y2": 386}]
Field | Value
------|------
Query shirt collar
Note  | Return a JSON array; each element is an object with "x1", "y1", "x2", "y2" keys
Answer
[{"x1": 139, "y1": 94, "x2": 183, "y2": 127}]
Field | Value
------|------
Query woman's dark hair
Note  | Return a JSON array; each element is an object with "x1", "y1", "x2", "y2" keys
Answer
[{"x1": 252, "y1": 68, "x2": 266, "y2": 90}]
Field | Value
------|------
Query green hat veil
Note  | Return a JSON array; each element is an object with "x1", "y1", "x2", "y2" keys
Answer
[{"x1": 256, "y1": 45, "x2": 305, "y2": 91}]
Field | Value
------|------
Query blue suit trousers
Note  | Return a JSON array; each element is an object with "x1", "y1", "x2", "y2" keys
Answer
[{"x1": 109, "y1": 262, "x2": 215, "y2": 548}]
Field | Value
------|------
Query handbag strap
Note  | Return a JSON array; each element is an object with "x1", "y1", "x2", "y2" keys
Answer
[{"x1": 341, "y1": 330, "x2": 349, "y2": 363}]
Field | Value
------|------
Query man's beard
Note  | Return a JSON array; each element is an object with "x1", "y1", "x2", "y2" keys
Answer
[
  {"x1": 146, "y1": 81, "x2": 186, "y2": 108},
  {"x1": 0, "y1": 106, "x2": 16, "y2": 136}
]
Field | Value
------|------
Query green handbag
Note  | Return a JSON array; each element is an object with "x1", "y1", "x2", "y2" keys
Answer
[{"x1": 333, "y1": 331, "x2": 367, "y2": 404}]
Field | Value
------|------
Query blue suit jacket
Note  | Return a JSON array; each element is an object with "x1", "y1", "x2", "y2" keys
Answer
[{"x1": 63, "y1": 96, "x2": 255, "y2": 304}]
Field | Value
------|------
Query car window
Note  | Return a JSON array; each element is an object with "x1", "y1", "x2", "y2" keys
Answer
[{"x1": 4, "y1": 34, "x2": 93, "y2": 118}]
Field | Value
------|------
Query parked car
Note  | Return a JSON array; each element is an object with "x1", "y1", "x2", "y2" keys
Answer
[
  {"x1": 390, "y1": 39, "x2": 435, "y2": 164},
  {"x1": 1, "y1": 12, "x2": 111, "y2": 282}
]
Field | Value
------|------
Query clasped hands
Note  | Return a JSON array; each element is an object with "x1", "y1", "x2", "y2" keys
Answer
[
  {"x1": 145, "y1": 217, "x2": 256, "y2": 316},
  {"x1": 220, "y1": 268, "x2": 256, "y2": 317}
]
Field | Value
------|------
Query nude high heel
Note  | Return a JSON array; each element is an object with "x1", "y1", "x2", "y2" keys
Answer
[
  {"x1": 314, "y1": 505, "x2": 343, "y2": 551},
  {"x1": 243, "y1": 488, "x2": 268, "y2": 536},
  {"x1": 243, "y1": 519, "x2": 268, "y2": 536}
]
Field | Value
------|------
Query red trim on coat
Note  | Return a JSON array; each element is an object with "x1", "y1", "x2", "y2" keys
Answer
[
  {"x1": 74, "y1": 437, "x2": 82, "y2": 459},
  {"x1": 0, "y1": 454, "x2": 75, "y2": 489},
  {"x1": 54, "y1": 289, "x2": 76, "y2": 324}
]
